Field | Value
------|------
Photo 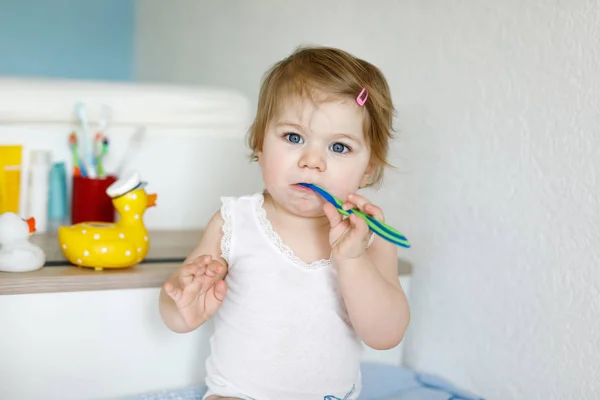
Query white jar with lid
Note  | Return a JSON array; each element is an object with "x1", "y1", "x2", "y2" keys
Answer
[{"x1": 26, "y1": 150, "x2": 51, "y2": 233}]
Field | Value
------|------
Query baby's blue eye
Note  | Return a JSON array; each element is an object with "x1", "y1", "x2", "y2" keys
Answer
[
  {"x1": 285, "y1": 133, "x2": 303, "y2": 144},
  {"x1": 330, "y1": 142, "x2": 349, "y2": 153}
]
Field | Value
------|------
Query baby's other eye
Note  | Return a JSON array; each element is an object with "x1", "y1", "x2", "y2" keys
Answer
[
  {"x1": 285, "y1": 133, "x2": 303, "y2": 144},
  {"x1": 330, "y1": 142, "x2": 350, "y2": 154}
]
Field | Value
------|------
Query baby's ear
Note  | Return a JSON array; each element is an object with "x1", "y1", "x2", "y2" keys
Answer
[
  {"x1": 359, "y1": 162, "x2": 375, "y2": 188},
  {"x1": 359, "y1": 176, "x2": 371, "y2": 189}
]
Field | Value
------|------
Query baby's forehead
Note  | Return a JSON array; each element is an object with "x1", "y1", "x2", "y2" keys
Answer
[{"x1": 274, "y1": 94, "x2": 365, "y2": 137}]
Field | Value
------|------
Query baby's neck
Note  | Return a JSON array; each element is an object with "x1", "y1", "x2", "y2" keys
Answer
[{"x1": 263, "y1": 193, "x2": 332, "y2": 263}]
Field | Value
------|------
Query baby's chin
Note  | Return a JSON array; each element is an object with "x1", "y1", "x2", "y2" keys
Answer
[
  {"x1": 268, "y1": 192, "x2": 326, "y2": 219},
  {"x1": 292, "y1": 207, "x2": 327, "y2": 219},
  {"x1": 282, "y1": 199, "x2": 326, "y2": 219}
]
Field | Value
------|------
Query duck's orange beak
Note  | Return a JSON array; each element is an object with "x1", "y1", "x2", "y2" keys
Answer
[
  {"x1": 26, "y1": 217, "x2": 36, "y2": 233},
  {"x1": 147, "y1": 193, "x2": 157, "y2": 208}
]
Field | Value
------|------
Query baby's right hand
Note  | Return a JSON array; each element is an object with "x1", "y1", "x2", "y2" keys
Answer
[{"x1": 163, "y1": 255, "x2": 228, "y2": 330}]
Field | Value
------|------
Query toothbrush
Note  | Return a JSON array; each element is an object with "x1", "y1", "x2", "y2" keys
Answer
[
  {"x1": 114, "y1": 126, "x2": 146, "y2": 177},
  {"x1": 298, "y1": 183, "x2": 411, "y2": 248},
  {"x1": 93, "y1": 105, "x2": 112, "y2": 178},
  {"x1": 94, "y1": 133, "x2": 109, "y2": 178},
  {"x1": 74, "y1": 102, "x2": 95, "y2": 178},
  {"x1": 68, "y1": 132, "x2": 86, "y2": 177}
]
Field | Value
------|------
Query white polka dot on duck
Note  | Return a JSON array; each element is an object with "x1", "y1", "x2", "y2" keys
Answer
[
  {"x1": 77, "y1": 259, "x2": 82, "y2": 265},
  {"x1": 94, "y1": 234, "x2": 100, "y2": 240},
  {"x1": 82, "y1": 229, "x2": 87, "y2": 234},
  {"x1": 62, "y1": 244, "x2": 67, "y2": 249},
  {"x1": 83, "y1": 250, "x2": 89, "y2": 257},
  {"x1": 134, "y1": 214, "x2": 139, "y2": 220},
  {"x1": 101, "y1": 247, "x2": 107, "y2": 253},
  {"x1": 137, "y1": 247, "x2": 142, "y2": 253},
  {"x1": 124, "y1": 205, "x2": 130, "y2": 211},
  {"x1": 119, "y1": 233, "x2": 125, "y2": 239},
  {"x1": 125, "y1": 250, "x2": 131, "y2": 256},
  {"x1": 131, "y1": 194, "x2": 137, "y2": 199},
  {"x1": 144, "y1": 236, "x2": 148, "y2": 241}
]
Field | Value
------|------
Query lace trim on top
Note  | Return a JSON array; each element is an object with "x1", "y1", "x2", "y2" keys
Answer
[
  {"x1": 254, "y1": 193, "x2": 376, "y2": 270},
  {"x1": 220, "y1": 197, "x2": 234, "y2": 263},
  {"x1": 255, "y1": 193, "x2": 332, "y2": 270},
  {"x1": 221, "y1": 193, "x2": 376, "y2": 269}
]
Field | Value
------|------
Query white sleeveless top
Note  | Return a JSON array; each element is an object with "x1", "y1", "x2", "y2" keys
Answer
[{"x1": 204, "y1": 193, "x2": 373, "y2": 400}]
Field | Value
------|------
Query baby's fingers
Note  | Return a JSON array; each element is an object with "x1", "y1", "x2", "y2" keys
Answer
[
  {"x1": 205, "y1": 280, "x2": 228, "y2": 317},
  {"x1": 213, "y1": 280, "x2": 227, "y2": 302},
  {"x1": 179, "y1": 264, "x2": 205, "y2": 287},
  {"x1": 198, "y1": 262, "x2": 225, "y2": 297},
  {"x1": 323, "y1": 202, "x2": 343, "y2": 228},
  {"x1": 204, "y1": 260, "x2": 226, "y2": 279},
  {"x1": 164, "y1": 281, "x2": 183, "y2": 303},
  {"x1": 349, "y1": 213, "x2": 370, "y2": 240},
  {"x1": 346, "y1": 193, "x2": 385, "y2": 222},
  {"x1": 170, "y1": 268, "x2": 203, "y2": 306}
]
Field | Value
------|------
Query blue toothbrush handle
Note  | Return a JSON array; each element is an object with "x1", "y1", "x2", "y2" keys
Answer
[
  {"x1": 298, "y1": 183, "x2": 411, "y2": 248},
  {"x1": 347, "y1": 209, "x2": 411, "y2": 248}
]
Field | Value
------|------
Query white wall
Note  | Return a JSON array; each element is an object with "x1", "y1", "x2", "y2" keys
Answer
[{"x1": 135, "y1": 1, "x2": 600, "y2": 399}]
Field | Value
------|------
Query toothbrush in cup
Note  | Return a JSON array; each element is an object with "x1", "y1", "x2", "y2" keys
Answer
[
  {"x1": 74, "y1": 102, "x2": 95, "y2": 178},
  {"x1": 94, "y1": 133, "x2": 109, "y2": 178},
  {"x1": 68, "y1": 132, "x2": 86, "y2": 178},
  {"x1": 298, "y1": 183, "x2": 411, "y2": 248}
]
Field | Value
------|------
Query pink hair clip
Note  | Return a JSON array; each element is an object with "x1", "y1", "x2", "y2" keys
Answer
[{"x1": 356, "y1": 88, "x2": 368, "y2": 106}]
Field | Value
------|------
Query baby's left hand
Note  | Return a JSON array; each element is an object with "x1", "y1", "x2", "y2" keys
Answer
[{"x1": 323, "y1": 192, "x2": 383, "y2": 262}]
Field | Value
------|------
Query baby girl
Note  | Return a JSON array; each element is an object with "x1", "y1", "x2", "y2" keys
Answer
[{"x1": 159, "y1": 45, "x2": 410, "y2": 400}]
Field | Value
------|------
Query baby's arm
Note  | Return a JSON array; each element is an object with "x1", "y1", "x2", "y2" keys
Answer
[
  {"x1": 337, "y1": 237, "x2": 410, "y2": 350},
  {"x1": 159, "y1": 209, "x2": 228, "y2": 333}
]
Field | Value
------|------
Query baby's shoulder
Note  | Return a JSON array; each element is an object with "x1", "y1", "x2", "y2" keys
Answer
[
  {"x1": 218, "y1": 192, "x2": 265, "y2": 228},
  {"x1": 218, "y1": 191, "x2": 265, "y2": 263},
  {"x1": 219, "y1": 191, "x2": 264, "y2": 210}
]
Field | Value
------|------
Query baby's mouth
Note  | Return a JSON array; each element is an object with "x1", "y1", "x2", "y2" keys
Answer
[{"x1": 292, "y1": 183, "x2": 316, "y2": 192}]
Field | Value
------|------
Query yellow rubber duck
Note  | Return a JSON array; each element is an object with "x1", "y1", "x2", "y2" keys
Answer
[{"x1": 58, "y1": 171, "x2": 157, "y2": 270}]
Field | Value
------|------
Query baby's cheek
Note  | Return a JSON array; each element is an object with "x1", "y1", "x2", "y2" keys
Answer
[
  {"x1": 332, "y1": 166, "x2": 366, "y2": 193},
  {"x1": 260, "y1": 160, "x2": 292, "y2": 195},
  {"x1": 330, "y1": 184, "x2": 358, "y2": 204}
]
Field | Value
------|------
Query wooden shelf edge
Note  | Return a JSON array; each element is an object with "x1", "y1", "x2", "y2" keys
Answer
[
  {"x1": 1, "y1": 224, "x2": 413, "y2": 295},
  {"x1": 0, "y1": 263, "x2": 179, "y2": 295},
  {"x1": 1, "y1": 259, "x2": 411, "y2": 296},
  {"x1": 0, "y1": 229, "x2": 201, "y2": 295}
]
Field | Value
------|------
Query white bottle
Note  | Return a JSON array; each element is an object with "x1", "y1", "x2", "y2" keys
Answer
[{"x1": 27, "y1": 150, "x2": 51, "y2": 233}]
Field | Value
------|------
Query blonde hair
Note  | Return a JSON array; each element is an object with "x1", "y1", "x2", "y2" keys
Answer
[{"x1": 247, "y1": 45, "x2": 396, "y2": 188}]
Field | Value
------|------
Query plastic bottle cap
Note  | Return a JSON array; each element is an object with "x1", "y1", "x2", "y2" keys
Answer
[{"x1": 30, "y1": 150, "x2": 51, "y2": 165}]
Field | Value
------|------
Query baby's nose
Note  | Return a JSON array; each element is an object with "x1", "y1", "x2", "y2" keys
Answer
[{"x1": 298, "y1": 147, "x2": 326, "y2": 171}]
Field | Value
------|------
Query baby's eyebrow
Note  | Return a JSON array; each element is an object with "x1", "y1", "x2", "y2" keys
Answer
[
  {"x1": 276, "y1": 121, "x2": 362, "y2": 143},
  {"x1": 276, "y1": 121, "x2": 303, "y2": 130},
  {"x1": 331, "y1": 133, "x2": 361, "y2": 143}
]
